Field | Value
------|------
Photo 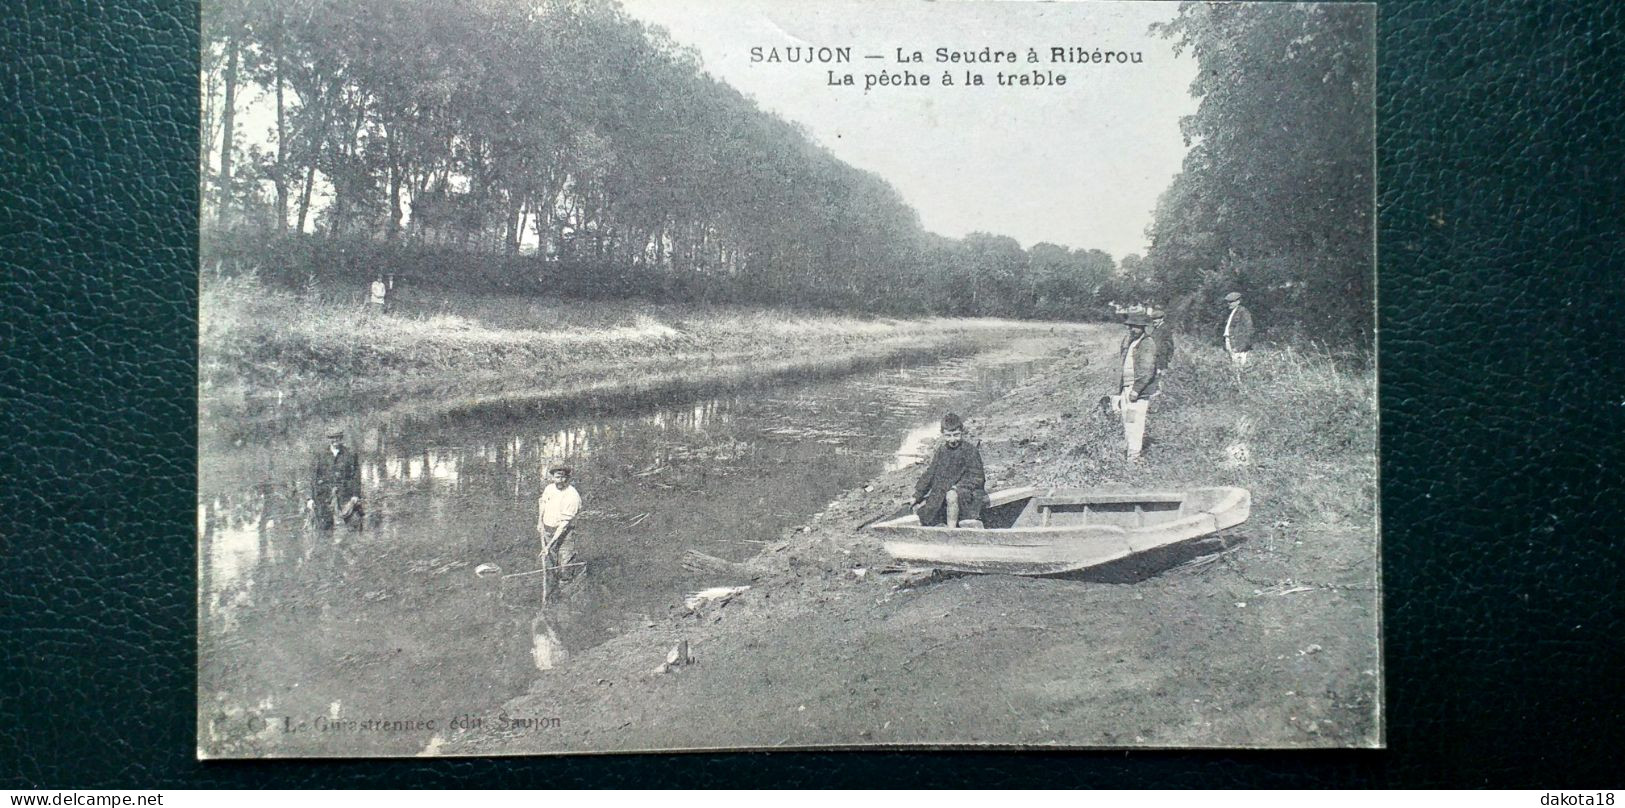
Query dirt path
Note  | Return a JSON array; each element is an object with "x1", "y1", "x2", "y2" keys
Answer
[{"x1": 444, "y1": 335, "x2": 1380, "y2": 753}]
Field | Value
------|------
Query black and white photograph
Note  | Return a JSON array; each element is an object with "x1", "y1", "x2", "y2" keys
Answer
[{"x1": 197, "y1": 0, "x2": 1378, "y2": 757}]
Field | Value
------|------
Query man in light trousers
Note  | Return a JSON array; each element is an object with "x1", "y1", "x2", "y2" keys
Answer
[
  {"x1": 538, "y1": 466, "x2": 582, "y2": 570},
  {"x1": 1116, "y1": 312, "x2": 1161, "y2": 461},
  {"x1": 1223, "y1": 291, "x2": 1255, "y2": 378}
]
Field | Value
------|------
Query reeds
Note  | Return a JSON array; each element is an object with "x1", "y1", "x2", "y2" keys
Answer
[{"x1": 1149, "y1": 341, "x2": 1377, "y2": 526}]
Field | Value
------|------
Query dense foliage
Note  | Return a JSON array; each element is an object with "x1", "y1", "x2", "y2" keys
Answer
[
  {"x1": 202, "y1": 0, "x2": 1373, "y2": 342},
  {"x1": 202, "y1": 0, "x2": 1117, "y2": 318},
  {"x1": 1141, "y1": 3, "x2": 1375, "y2": 347}
]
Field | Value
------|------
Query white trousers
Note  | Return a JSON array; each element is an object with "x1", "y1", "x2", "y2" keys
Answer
[{"x1": 1120, "y1": 386, "x2": 1149, "y2": 459}]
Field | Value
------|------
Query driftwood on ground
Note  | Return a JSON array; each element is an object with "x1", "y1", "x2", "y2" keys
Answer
[{"x1": 681, "y1": 548, "x2": 747, "y2": 576}]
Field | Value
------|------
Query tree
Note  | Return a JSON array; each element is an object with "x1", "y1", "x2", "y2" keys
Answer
[
  {"x1": 1146, "y1": 3, "x2": 1375, "y2": 348},
  {"x1": 199, "y1": 0, "x2": 1132, "y2": 320},
  {"x1": 203, "y1": 0, "x2": 253, "y2": 228}
]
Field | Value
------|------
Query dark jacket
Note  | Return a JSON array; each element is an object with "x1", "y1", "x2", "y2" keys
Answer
[
  {"x1": 1224, "y1": 305, "x2": 1255, "y2": 353},
  {"x1": 1151, "y1": 322, "x2": 1175, "y2": 370},
  {"x1": 311, "y1": 445, "x2": 362, "y2": 504},
  {"x1": 1119, "y1": 333, "x2": 1160, "y2": 398},
  {"x1": 912, "y1": 439, "x2": 986, "y2": 517}
]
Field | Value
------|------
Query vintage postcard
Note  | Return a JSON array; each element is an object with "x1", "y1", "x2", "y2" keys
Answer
[{"x1": 198, "y1": 0, "x2": 1379, "y2": 756}]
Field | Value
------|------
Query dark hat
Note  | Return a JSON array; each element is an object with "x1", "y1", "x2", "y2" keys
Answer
[
  {"x1": 1224, "y1": 292, "x2": 1243, "y2": 302},
  {"x1": 1123, "y1": 312, "x2": 1151, "y2": 327},
  {"x1": 325, "y1": 430, "x2": 345, "y2": 440},
  {"x1": 549, "y1": 466, "x2": 573, "y2": 477}
]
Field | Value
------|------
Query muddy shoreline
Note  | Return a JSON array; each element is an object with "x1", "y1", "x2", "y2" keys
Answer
[
  {"x1": 431, "y1": 335, "x2": 1380, "y2": 754},
  {"x1": 197, "y1": 327, "x2": 1378, "y2": 756},
  {"x1": 198, "y1": 328, "x2": 1095, "y2": 758}
]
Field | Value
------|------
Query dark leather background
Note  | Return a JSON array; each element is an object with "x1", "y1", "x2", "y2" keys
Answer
[{"x1": 4, "y1": 0, "x2": 1624, "y2": 788}]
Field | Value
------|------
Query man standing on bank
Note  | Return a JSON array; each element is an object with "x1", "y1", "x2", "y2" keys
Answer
[
  {"x1": 1222, "y1": 291, "x2": 1255, "y2": 376},
  {"x1": 911, "y1": 413, "x2": 989, "y2": 528},
  {"x1": 538, "y1": 466, "x2": 582, "y2": 569},
  {"x1": 309, "y1": 430, "x2": 363, "y2": 529},
  {"x1": 1118, "y1": 313, "x2": 1161, "y2": 462},
  {"x1": 1149, "y1": 307, "x2": 1175, "y2": 373}
]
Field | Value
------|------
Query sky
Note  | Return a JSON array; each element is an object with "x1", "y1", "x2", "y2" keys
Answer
[
  {"x1": 617, "y1": 0, "x2": 1201, "y2": 259},
  {"x1": 211, "y1": 0, "x2": 1201, "y2": 259}
]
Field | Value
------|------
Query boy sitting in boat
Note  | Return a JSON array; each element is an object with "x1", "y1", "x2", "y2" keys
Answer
[{"x1": 910, "y1": 413, "x2": 988, "y2": 528}]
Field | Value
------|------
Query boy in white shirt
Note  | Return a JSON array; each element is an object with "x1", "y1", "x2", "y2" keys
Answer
[{"x1": 537, "y1": 466, "x2": 582, "y2": 568}]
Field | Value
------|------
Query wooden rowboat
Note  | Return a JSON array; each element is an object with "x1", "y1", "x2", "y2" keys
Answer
[{"x1": 869, "y1": 486, "x2": 1250, "y2": 576}]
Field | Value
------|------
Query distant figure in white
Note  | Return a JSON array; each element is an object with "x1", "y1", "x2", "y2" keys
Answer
[
  {"x1": 368, "y1": 274, "x2": 392, "y2": 314},
  {"x1": 537, "y1": 466, "x2": 582, "y2": 570}
]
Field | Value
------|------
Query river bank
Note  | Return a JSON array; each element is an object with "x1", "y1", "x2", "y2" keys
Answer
[
  {"x1": 440, "y1": 337, "x2": 1379, "y2": 753},
  {"x1": 197, "y1": 328, "x2": 1091, "y2": 758},
  {"x1": 200, "y1": 274, "x2": 1057, "y2": 433}
]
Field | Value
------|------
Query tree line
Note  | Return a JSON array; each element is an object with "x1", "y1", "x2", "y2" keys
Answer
[
  {"x1": 202, "y1": 0, "x2": 1374, "y2": 345},
  {"x1": 201, "y1": 0, "x2": 1121, "y2": 318},
  {"x1": 1136, "y1": 3, "x2": 1375, "y2": 348}
]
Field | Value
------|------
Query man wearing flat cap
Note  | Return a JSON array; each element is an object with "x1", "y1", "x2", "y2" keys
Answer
[
  {"x1": 1222, "y1": 291, "x2": 1255, "y2": 376},
  {"x1": 1117, "y1": 312, "x2": 1161, "y2": 461},
  {"x1": 538, "y1": 465, "x2": 582, "y2": 571},
  {"x1": 309, "y1": 430, "x2": 363, "y2": 529}
]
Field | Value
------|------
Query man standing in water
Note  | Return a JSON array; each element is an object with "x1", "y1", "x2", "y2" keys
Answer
[
  {"x1": 538, "y1": 466, "x2": 582, "y2": 570},
  {"x1": 911, "y1": 413, "x2": 988, "y2": 528},
  {"x1": 1118, "y1": 313, "x2": 1161, "y2": 462},
  {"x1": 308, "y1": 430, "x2": 363, "y2": 529}
]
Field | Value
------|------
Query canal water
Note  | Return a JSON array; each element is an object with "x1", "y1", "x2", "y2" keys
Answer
[{"x1": 197, "y1": 334, "x2": 1072, "y2": 756}]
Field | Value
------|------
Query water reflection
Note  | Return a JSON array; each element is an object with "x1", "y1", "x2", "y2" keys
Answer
[
  {"x1": 200, "y1": 499, "x2": 262, "y2": 626},
  {"x1": 203, "y1": 354, "x2": 1038, "y2": 622},
  {"x1": 887, "y1": 422, "x2": 945, "y2": 472},
  {"x1": 199, "y1": 348, "x2": 1052, "y2": 746},
  {"x1": 531, "y1": 612, "x2": 567, "y2": 671}
]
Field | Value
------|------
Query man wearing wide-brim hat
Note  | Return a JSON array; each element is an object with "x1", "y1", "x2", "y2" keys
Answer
[
  {"x1": 1116, "y1": 312, "x2": 1161, "y2": 461},
  {"x1": 1222, "y1": 291, "x2": 1255, "y2": 375}
]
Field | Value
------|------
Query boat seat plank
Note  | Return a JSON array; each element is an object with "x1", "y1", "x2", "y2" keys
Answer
[{"x1": 1032, "y1": 493, "x2": 1185, "y2": 508}]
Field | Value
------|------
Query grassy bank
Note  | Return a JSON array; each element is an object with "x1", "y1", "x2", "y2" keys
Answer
[
  {"x1": 200, "y1": 273, "x2": 1060, "y2": 430},
  {"x1": 443, "y1": 335, "x2": 1379, "y2": 752},
  {"x1": 986, "y1": 337, "x2": 1377, "y2": 529}
]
